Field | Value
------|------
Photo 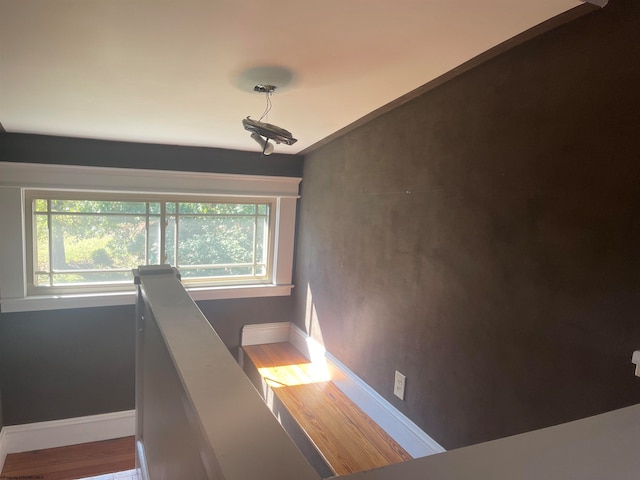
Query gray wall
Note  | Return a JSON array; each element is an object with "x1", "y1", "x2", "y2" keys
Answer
[
  {"x1": 0, "y1": 306, "x2": 136, "y2": 425},
  {"x1": 0, "y1": 133, "x2": 303, "y2": 177},
  {"x1": 0, "y1": 385, "x2": 3, "y2": 430},
  {"x1": 0, "y1": 298, "x2": 294, "y2": 426},
  {"x1": 0, "y1": 134, "x2": 302, "y2": 426},
  {"x1": 198, "y1": 296, "x2": 295, "y2": 359},
  {"x1": 293, "y1": 0, "x2": 640, "y2": 450}
]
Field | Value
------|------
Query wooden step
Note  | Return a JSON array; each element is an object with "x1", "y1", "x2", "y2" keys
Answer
[{"x1": 243, "y1": 342, "x2": 411, "y2": 476}]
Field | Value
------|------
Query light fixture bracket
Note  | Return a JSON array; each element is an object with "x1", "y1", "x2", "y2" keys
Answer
[
  {"x1": 242, "y1": 117, "x2": 297, "y2": 146},
  {"x1": 254, "y1": 84, "x2": 276, "y2": 94},
  {"x1": 243, "y1": 82, "x2": 296, "y2": 154}
]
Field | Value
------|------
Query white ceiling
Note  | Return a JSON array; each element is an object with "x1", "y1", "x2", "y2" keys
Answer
[{"x1": 0, "y1": 1, "x2": 582, "y2": 155}]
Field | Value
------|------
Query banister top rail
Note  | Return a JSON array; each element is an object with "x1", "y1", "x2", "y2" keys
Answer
[{"x1": 134, "y1": 266, "x2": 319, "y2": 480}]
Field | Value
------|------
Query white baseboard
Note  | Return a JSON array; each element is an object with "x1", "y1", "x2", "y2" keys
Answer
[
  {"x1": 242, "y1": 322, "x2": 445, "y2": 458},
  {"x1": 324, "y1": 352, "x2": 445, "y2": 457},
  {"x1": 287, "y1": 323, "x2": 328, "y2": 364},
  {"x1": 241, "y1": 322, "x2": 290, "y2": 346},
  {"x1": 0, "y1": 410, "x2": 135, "y2": 468}
]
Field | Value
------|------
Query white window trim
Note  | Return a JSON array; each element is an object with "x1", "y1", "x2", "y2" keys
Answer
[{"x1": 0, "y1": 161, "x2": 301, "y2": 313}]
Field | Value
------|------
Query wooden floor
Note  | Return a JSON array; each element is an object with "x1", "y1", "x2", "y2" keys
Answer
[
  {"x1": 243, "y1": 342, "x2": 412, "y2": 476},
  {"x1": 1, "y1": 436, "x2": 135, "y2": 480}
]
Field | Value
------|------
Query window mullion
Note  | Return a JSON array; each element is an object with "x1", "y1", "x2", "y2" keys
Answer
[
  {"x1": 253, "y1": 207, "x2": 259, "y2": 277},
  {"x1": 47, "y1": 199, "x2": 53, "y2": 287},
  {"x1": 145, "y1": 202, "x2": 150, "y2": 265},
  {"x1": 160, "y1": 202, "x2": 167, "y2": 265},
  {"x1": 174, "y1": 203, "x2": 179, "y2": 268}
]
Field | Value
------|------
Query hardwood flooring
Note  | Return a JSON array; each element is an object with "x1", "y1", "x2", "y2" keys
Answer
[
  {"x1": 243, "y1": 342, "x2": 412, "y2": 476},
  {"x1": 3, "y1": 343, "x2": 409, "y2": 478},
  {"x1": 1, "y1": 436, "x2": 135, "y2": 480}
]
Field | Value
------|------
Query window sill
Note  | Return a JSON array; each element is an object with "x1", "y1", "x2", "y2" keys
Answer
[{"x1": 0, "y1": 284, "x2": 294, "y2": 313}]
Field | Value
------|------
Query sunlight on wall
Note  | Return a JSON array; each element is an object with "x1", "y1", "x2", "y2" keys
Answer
[{"x1": 304, "y1": 283, "x2": 326, "y2": 361}]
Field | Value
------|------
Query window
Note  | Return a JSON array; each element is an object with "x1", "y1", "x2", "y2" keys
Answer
[
  {"x1": 27, "y1": 192, "x2": 274, "y2": 294},
  {"x1": 0, "y1": 161, "x2": 300, "y2": 312}
]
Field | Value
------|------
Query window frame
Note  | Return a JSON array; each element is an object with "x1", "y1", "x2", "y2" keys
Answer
[
  {"x1": 25, "y1": 190, "x2": 277, "y2": 296},
  {"x1": 0, "y1": 161, "x2": 300, "y2": 312}
]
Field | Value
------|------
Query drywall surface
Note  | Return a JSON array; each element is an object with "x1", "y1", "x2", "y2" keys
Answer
[
  {"x1": 0, "y1": 297, "x2": 295, "y2": 426},
  {"x1": 0, "y1": 385, "x2": 4, "y2": 431},
  {"x1": 0, "y1": 305, "x2": 136, "y2": 426},
  {"x1": 198, "y1": 296, "x2": 295, "y2": 359},
  {"x1": 293, "y1": 0, "x2": 640, "y2": 449}
]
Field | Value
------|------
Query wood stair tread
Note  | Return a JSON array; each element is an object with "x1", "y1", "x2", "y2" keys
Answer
[{"x1": 243, "y1": 342, "x2": 411, "y2": 476}]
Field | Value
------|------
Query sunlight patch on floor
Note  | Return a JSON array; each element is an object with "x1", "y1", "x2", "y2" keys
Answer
[{"x1": 258, "y1": 358, "x2": 330, "y2": 387}]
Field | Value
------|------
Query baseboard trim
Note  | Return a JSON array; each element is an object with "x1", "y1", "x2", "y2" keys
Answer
[
  {"x1": 324, "y1": 352, "x2": 445, "y2": 457},
  {"x1": 243, "y1": 322, "x2": 445, "y2": 458},
  {"x1": 0, "y1": 410, "x2": 135, "y2": 461},
  {"x1": 288, "y1": 324, "x2": 445, "y2": 457},
  {"x1": 241, "y1": 322, "x2": 290, "y2": 346}
]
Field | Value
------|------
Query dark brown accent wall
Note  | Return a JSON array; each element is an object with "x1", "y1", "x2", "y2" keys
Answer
[
  {"x1": 0, "y1": 135, "x2": 302, "y2": 426},
  {"x1": 293, "y1": 0, "x2": 640, "y2": 450}
]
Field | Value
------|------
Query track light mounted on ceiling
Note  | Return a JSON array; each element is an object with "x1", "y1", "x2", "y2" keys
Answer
[{"x1": 242, "y1": 84, "x2": 297, "y2": 156}]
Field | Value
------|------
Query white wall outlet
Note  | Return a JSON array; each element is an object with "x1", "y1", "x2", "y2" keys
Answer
[
  {"x1": 632, "y1": 350, "x2": 640, "y2": 377},
  {"x1": 394, "y1": 370, "x2": 406, "y2": 400}
]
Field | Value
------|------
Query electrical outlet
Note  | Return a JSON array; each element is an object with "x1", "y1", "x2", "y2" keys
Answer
[
  {"x1": 394, "y1": 370, "x2": 406, "y2": 400},
  {"x1": 633, "y1": 351, "x2": 640, "y2": 377}
]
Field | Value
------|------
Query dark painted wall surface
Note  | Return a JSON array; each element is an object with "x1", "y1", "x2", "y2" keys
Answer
[
  {"x1": 0, "y1": 306, "x2": 135, "y2": 425},
  {"x1": 198, "y1": 296, "x2": 294, "y2": 359},
  {"x1": 0, "y1": 133, "x2": 303, "y2": 177},
  {"x1": 293, "y1": 0, "x2": 640, "y2": 450},
  {"x1": 0, "y1": 385, "x2": 3, "y2": 430},
  {"x1": 0, "y1": 297, "x2": 294, "y2": 426},
  {"x1": 0, "y1": 136, "x2": 301, "y2": 425}
]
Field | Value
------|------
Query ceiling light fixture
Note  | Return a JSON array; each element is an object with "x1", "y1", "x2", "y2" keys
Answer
[
  {"x1": 242, "y1": 84, "x2": 297, "y2": 156},
  {"x1": 249, "y1": 132, "x2": 274, "y2": 155}
]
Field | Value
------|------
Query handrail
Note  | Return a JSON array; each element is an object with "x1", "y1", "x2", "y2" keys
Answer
[{"x1": 134, "y1": 266, "x2": 319, "y2": 480}]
